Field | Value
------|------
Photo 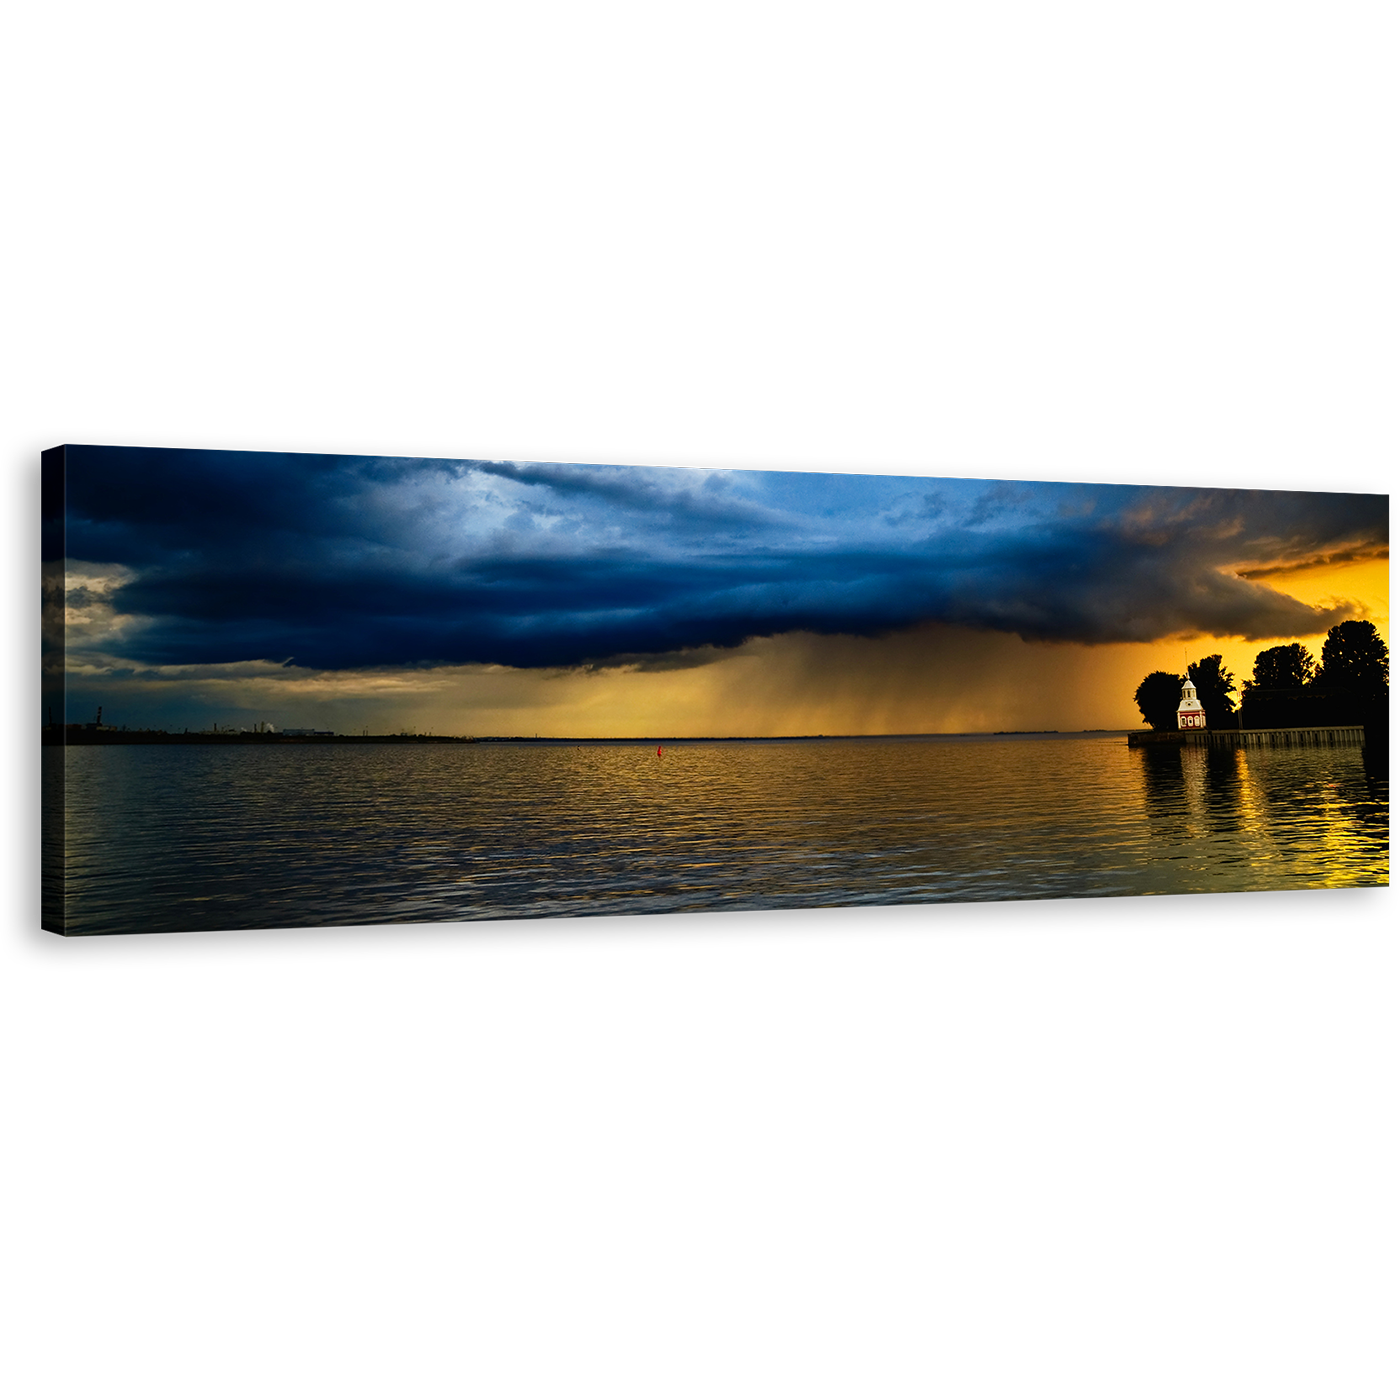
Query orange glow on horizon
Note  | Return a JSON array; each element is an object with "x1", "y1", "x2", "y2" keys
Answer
[{"x1": 78, "y1": 550, "x2": 1388, "y2": 738}]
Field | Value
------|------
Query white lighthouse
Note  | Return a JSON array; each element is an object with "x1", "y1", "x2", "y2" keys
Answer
[{"x1": 1177, "y1": 675, "x2": 1207, "y2": 730}]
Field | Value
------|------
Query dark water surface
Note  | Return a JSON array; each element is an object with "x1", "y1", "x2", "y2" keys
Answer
[{"x1": 47, "y1": 734, "x2": 1388, "y2": 935}]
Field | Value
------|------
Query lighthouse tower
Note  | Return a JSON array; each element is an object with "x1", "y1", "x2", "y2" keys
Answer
[{"x1": 1177, "y1": 675, "x2": 1207, "y2": 730}]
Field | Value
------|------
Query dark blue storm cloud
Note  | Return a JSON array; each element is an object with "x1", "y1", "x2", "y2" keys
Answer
[{"x1": 47, "y1": 445, "x2": 1388, "y2": 670}]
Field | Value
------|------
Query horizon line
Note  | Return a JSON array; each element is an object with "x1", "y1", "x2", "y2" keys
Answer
[{"x1": 46, "y1": 724, "x2": 1138, "y2": 742}]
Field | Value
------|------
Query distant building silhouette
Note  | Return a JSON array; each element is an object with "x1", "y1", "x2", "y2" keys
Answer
[{"x1": 78, "y1": 705, "x2": 116, "y2": 733}]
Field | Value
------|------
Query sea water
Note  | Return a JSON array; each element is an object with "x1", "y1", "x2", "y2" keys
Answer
[{"x1": 45, "y1": 733, "x2": 1389, "y2": 935}]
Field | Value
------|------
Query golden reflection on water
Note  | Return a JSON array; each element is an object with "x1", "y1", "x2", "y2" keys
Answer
[
  {"x1": 1132, "y1": 742, "x2": 1387, "y2": 894},
  {"x1": 48, "y1": 734, "x2": 1388, "y2": 935}
]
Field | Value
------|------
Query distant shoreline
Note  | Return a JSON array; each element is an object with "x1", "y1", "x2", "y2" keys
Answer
[{"x1": 44, "y1": 728, "x2": 1134, "y2": 747}]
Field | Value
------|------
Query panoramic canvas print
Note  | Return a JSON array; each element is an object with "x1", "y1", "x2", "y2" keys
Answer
[{"x1": 42, "y1": 445, "x2": 1388, "y2": 936}]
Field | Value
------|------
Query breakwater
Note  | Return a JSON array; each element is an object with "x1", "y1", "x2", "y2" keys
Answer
[{"x1": 1128, "y1": 726, "x2": 1367, "y2": 749}]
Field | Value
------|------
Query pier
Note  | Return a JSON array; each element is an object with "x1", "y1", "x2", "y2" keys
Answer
[{"x1": 1128, "y1": 726, "x2": 1367, "y2": 749}]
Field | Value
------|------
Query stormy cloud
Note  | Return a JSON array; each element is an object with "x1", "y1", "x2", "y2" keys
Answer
[{"x1": 48, "y1": 445, "x2": 1388, "y2": 672}]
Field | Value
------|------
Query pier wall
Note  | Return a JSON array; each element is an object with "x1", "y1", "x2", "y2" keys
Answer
[{"x1": 1128, "y1": 726, "x2": 1367, "y2": 749}]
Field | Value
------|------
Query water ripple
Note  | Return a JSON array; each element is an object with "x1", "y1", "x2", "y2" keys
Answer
[{"x1": 47, "y1": 735, "x2": 1388, "y2": 935}]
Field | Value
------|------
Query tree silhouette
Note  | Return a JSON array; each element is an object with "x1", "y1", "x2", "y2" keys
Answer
[
  {"x1": 1244, "y1": 642, "x2": 1316, "y2": 693},
  {"x1": 1316, "y1": 620, "x2": 1389, "y2": 696},
  {"x1": 1134, "y1": 671, "x2": 1184, "y2": 730},
  {"x1": 1187, "y1": 654, "x2": 1237, "y2": 728}
]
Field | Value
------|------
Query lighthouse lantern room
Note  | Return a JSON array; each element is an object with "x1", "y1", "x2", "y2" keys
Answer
[{"x1": 1177, "y1": 675, "x2": 1207, "y2": 730}]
